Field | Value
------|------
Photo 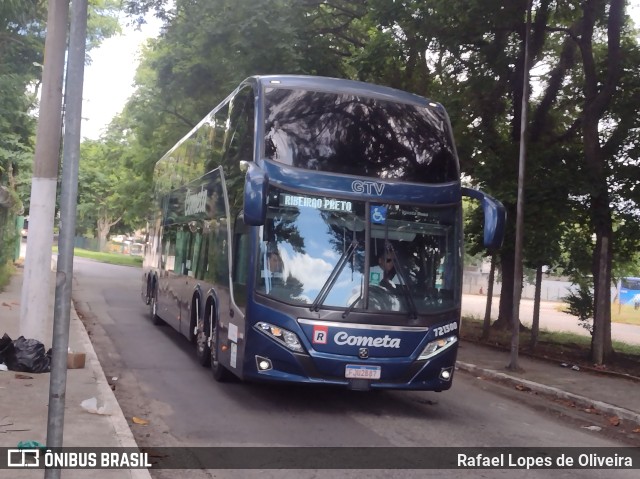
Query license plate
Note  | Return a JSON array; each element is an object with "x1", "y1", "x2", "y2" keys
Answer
[{"x1": 345, "y1": 365, "x2": 381, "y2": 380}]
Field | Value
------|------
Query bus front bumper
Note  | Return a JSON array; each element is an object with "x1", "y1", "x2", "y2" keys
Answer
[{"x1": 242, "y1": 329, "x2": 458, "y2": 391}]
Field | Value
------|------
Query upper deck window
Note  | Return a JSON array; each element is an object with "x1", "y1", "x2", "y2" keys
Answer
[{"x1": 264, "y1": 87, "x2": 458, "y2": 183}]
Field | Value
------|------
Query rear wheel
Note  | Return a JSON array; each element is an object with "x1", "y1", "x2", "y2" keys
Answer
[
  {"x1": 149, "y1": 285, "x2": 163, "y2": 325},
  {"x1": 210, "y1": 318, "x2": 232, "y2": 382},
  {"x1": 195, "y1": 303, "x2": 211, "y2": 367},
  {"x1": 144, "y1": 279, "x2": 152, "y2": 305}
]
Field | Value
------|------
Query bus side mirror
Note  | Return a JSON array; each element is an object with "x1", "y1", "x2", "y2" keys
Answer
[
  {"x1": 462, "y1": 187, "x2": 506, "y2": 250},
  {"x1": 243, "y1": 162, "x2": 268, "y2": 226}
]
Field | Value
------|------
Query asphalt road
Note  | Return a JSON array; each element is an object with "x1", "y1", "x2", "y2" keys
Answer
[{"x1": 71, "y1": 258, "x2": 638, "y2": 479}]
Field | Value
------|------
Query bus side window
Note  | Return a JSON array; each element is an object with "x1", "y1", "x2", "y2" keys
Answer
[
  {"x1": 191, "y1": 229, "x2": 203, "y2": 279},
  {"x1": 224, "y1": 86, "x2": 255, "y2": 221},
  {"x1": 163, "y1": 227, "x2": 176, "y2": 272},
  {"x1": 175, "y1": 228, "x2": 189, "y2": 274},
  {"x1": 232, "y1": 215, "x2": 251, "y2": 308}
]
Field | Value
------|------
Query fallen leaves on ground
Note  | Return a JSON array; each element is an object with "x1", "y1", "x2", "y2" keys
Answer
[
  {"x1": 132, "y1": 416, "x2": 149, "y2": 426},
  {"x1": 515, "y1": 384, "x2": 531, "y2": 392},
  {"x1": 554, "y1": 399, "x2": 576, "y2": 408}
]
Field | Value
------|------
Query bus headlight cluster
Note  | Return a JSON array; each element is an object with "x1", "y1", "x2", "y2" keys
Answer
[
  {"x1": 256, "y1": 322, "x2": 304, "y2": 353},
  {"x1": 418, "y1": 335, "x2": 457, "y2": 360}
]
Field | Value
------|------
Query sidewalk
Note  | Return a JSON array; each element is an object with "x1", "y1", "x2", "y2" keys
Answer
[
  {"x1": 0, "y1": 265, "x2": 638, "y2": 477},
  {"x1": 456, "y1": 341, "x2": 640, "y2": 428},
  {"x1": 0, "y1": 268, "x2": 151, "y2": 479}
]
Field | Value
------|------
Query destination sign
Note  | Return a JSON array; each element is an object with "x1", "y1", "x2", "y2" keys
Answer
[{"x1": 280, "y1": 194, "x2": 353, "y2": 212}]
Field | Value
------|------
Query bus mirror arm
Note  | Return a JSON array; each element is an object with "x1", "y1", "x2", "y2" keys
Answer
[
  {"x1": 243, "y1": 163, "x2": 269, "y2": 226},
  {"x1": 461, "y1": 187, "x2": 506, "y2": 250}
]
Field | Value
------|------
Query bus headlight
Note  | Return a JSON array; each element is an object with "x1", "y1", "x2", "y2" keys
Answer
[
  {"x1": 418, "y1": 335, "x2": 457, "y2": 360},
  {"x1": 256, "y1": 322, "x2": 304, "y2": 353}
]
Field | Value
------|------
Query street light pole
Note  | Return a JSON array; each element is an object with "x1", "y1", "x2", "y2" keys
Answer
[
  {"x1": 45, "y1": 1, "x2": 88, "y2": 476},
  {"x1": 508, "y1": 0, "x2": 533, "y2": 371}
]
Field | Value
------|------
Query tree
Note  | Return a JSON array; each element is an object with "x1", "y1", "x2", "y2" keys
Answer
[
  {"x1": 78, "y1": 135, "x2": 146, "y2": 250},
  {"x1": 109, "y1": 0, "x2": 639, "y2": 369},
  {"x1": 569, "y1": 0, "x2": 625, "y2": 364}
]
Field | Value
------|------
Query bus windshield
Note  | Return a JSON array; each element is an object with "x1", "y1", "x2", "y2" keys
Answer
[
  {"x1": 264, "y1": 87, "x2": 458, "y2": 183},
  {"x1": 256, "y1": 188, "x2": 460, "y2": 315}
]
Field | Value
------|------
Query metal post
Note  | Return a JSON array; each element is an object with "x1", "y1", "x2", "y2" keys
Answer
[
  {"x1": 45, "y1": 1, "x2": 88, "y2": 477},
  {"x1": 508, "y1": 0, "x2": 533, "y2": 371}
]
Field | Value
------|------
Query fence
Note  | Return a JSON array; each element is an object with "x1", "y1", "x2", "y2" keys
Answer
[{"x1": 462, "y1": 272, "x2": 577, "y2": 301}]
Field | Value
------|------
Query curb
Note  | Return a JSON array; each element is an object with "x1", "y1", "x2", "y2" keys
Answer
[
  {"x1": 72, "y1": 303, "x2": 153, "y2": 479},
  {"x1": 456, "y1": 361, "x2": 640, "y2": 427},
  {"x1": 52, "y1": 255, "x2": 152, "y2": 479}
]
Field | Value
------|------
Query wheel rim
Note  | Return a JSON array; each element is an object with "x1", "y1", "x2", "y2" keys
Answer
[
  {"x1": 197, "y1": 321, "x2": 207, "y2": 355},
  {"x1": 210, "y1": 325, "x2": 219, "y2": 368}
]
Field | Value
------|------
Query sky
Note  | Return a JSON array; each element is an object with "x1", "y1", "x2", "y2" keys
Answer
[
  {"x1": 80, "y1": 16, "x2": 161, "y2": 140},
  {"x1": 79, "y1": 3, "x2": 640, "y2": 141}
]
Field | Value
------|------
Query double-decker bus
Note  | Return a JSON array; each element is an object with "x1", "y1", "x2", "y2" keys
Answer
[{"x1": 142, "y1": 75, "x2": 505, "y2": 391}]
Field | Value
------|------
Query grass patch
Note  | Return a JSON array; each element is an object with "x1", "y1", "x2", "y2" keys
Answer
[
  {"x1": 52, "y1": 247, "x2": 143, "y2": 268},
  {"x1": 611, "y1": 304, "x2": 640, "y2": 326},
  {"x1": 553, "y1": 300, "x2": 640, "y2": 326},
  {"x1": 461, "y1": 315, "x2": 640, "y2": 355},
  {"x1": 0, "y1": 260, "x2": 15, "y2": 292},
  {"x1": 460, "y1": 315, "x2": 640, "y2": 376}
]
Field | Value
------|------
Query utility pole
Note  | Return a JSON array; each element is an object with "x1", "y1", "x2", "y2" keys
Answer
[
  {"x1": 20, "y1": 0, "x2": 70, "y2": 343},
  {"x1": 46, "y1": 1, "x2": 88, "y2": 475},
  {"x1": 508, "y1": 0, "x2": 533, "y2": 371}
]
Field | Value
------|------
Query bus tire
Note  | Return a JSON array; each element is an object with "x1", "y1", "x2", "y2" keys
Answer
[
  {"x1": 149, "y1": 284, "x2": 163, "y2": 325},
  {"x1": 210, "y1": 318, "x2": 232, "y2": 382},
  {"x1": 144, "y1": 278, "x2": 152, "y2": 305},
  {"x1": 195, "y1": 301, "x2": 212, "y2": 367}
]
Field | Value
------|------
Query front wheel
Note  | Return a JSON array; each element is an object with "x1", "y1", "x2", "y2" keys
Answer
[{"x1": 210, "y1": 319, "x2": 232, "y2": 382}]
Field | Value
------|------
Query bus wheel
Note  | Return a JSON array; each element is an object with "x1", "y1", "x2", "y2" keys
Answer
[
  {"x1": 149, "y1": 286, "x2": 163, "y2": 325},
  {"x1": 144, "y1": 280, "x2": 151, "y2": 305},
  {"x1": 210, "y1": 319, "x2": 232, "y2": 382},
  {"x1": 195, "y1": 306, "x2": 212, "y2": 367}
]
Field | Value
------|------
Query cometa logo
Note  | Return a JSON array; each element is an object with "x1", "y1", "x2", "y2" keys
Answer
[
  {"x1": 334, "y1": 331, "x2": 401, "y2": 348},
  {"x1": 185, "y1": 186, "x2": 207, "y2": 216}
]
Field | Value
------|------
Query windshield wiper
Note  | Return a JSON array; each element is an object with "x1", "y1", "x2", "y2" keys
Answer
[
  {"x1": 342, "y1": 277, "x2": 363, "y2": 319},
  {"x1": 310, "y1": 239, "x2": 359, "y2": 312}
]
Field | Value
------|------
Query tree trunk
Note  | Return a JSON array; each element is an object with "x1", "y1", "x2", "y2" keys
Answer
[
  {"x1": 591, "y1": 225, "x2": 614, "y2": 363},
  {"x1": 481, "y1": 254, "x2": 496, "y2": 340},
  {"x1": 494, "y1": 250, "x2": 515, "y2": 329},
  {"x1": 530, "y1": 265, "x2": 543, "y2": 350},
  {"x1": 578, "y1": 0, "x2": 623, "y2": 365},
  {"x1": 97, "y1": 214, "x2": 121, "y2": 252}
]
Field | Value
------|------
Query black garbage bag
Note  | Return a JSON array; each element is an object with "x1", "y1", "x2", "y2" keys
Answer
[
  {"x1": 0, "y1": 333, "x2": 14, "y2": 364},
  {"x1": 3, "y1": 335, "x2": 51, "y2": 373}
]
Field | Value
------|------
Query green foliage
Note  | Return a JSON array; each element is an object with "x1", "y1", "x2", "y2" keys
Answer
[
  {"x1": 0, "y1": 206, "x2": 19, "y2": 273},
  {"x1": 0, "y1": 260, "x2": 16, "y2": 292},
  {"x1": 101, "y1": 0, "x2": 639, "y2": 329},
  {"x1": 86, "y1": 1, "x2": 122, "y2": 54},
  {"x1": 53, "y1": 246, "x2": 143, "y2": 267},
  {"x1": 562, "y1": 282, "x2": 594, "y2": 335},
  {"x1": 78, "y1": 134, "x2": 149, "y2": 243}
]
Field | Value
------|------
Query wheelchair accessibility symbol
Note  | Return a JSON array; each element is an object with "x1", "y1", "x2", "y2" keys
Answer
[{"x1": 370, "y1": 206, "x2": 387, "y2": 224}]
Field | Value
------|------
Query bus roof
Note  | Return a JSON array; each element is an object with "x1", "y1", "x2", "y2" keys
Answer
[{"x1": 248, "y1": 75, "x2": 442, "y2": 110}]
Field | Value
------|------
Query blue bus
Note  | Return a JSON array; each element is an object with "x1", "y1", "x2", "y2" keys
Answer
[
  {"x1": 619, "y1": 277, "x2": 640, "y2": 308},
  {"x1": 142, "y1": 75, "x2": 505, "y2": 391}
]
